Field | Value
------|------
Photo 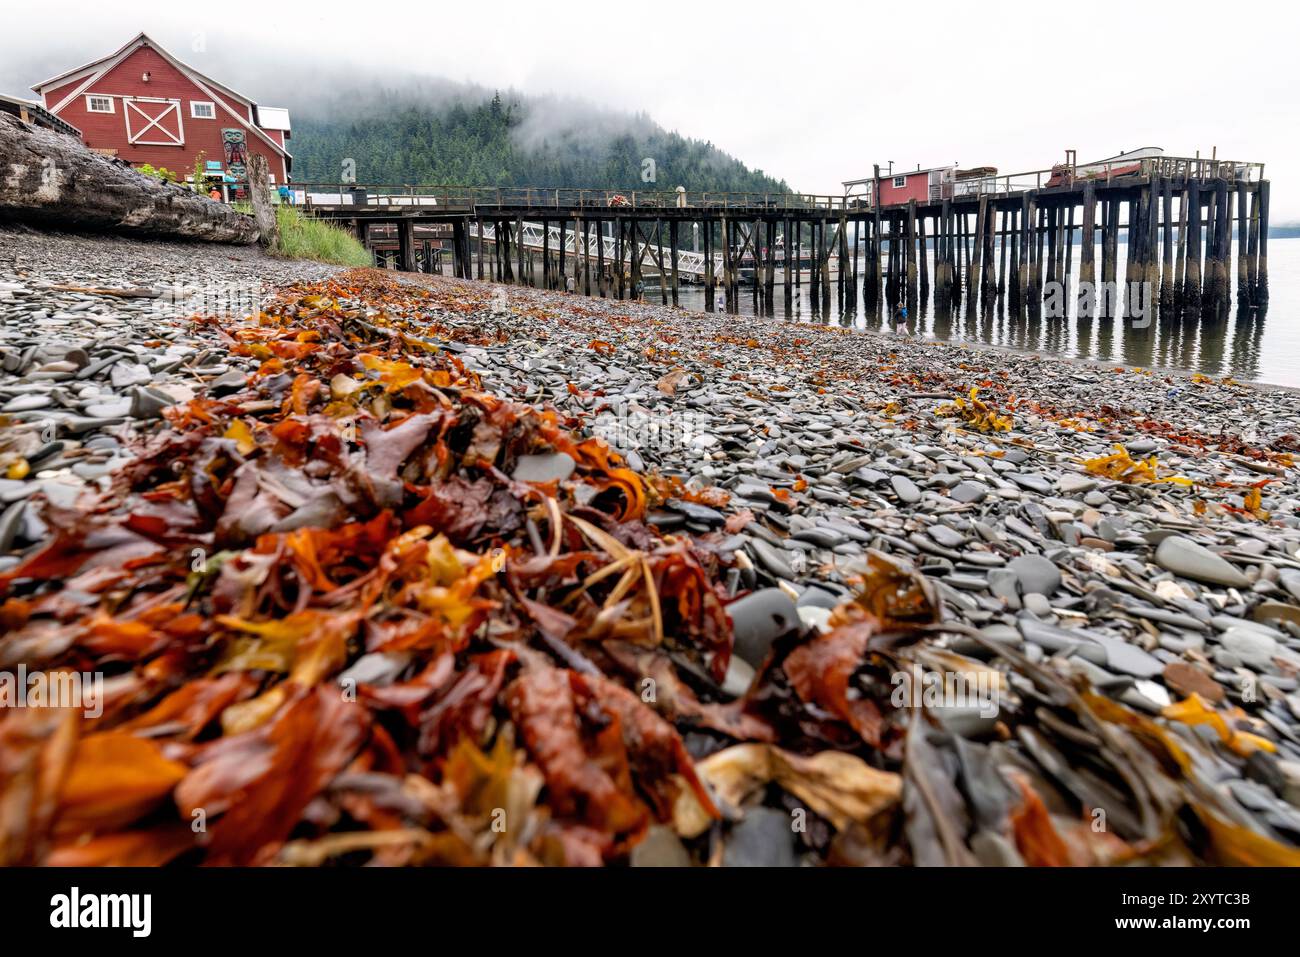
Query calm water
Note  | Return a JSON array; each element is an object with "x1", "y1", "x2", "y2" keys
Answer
[{"x1": 665, "y1": 236, "x2": 1300, "y2": 388}]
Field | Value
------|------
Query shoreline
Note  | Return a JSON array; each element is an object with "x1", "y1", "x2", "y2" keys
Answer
[{"x1": 677, "y1": 290, "x2": 1298, "y2": 395}]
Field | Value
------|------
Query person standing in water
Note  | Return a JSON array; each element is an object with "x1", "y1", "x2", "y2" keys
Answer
[{"x1": 893, "y1": 303, "x2": 909, "y2": 334}]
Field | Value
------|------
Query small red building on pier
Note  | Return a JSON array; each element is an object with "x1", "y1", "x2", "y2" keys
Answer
[{"x1": 843, "y1": 165, "x2": 956, "y2": 207}]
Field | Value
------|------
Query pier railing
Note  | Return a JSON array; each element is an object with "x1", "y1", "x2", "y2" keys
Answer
[
  {"x1": 949, "y1": 155, "x2": 1265, "y2": 200},
  {"x1": 283, "y1": 184, "x2": 856, "y2": 213},
  {"x1": 272, "y1": 157, "x2": 1265, "y2": 215}
]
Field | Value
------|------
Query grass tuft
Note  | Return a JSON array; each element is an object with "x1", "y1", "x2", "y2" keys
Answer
[{"x1": 272, "y1": 205, "x2": 373, "y2": 267}]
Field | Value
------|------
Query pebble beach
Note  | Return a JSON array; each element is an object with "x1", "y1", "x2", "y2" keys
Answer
[{"x1": 4, "y1": 226, "x2": 1300, "y2": 867}]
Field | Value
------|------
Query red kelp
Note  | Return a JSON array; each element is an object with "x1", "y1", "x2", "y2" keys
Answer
[{"x1": 0, "y1": 272, "x2": 787, "y2": 866}]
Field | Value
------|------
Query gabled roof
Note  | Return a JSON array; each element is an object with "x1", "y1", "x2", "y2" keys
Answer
[
  {"x1": 32, "y1": 32, "x2": 291, "y2": 160},
  {"x1": 33, "y1": 32, "x2": 252, "y2": 107}
]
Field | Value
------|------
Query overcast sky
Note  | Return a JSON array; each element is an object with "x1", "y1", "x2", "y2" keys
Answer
[{"x1": 4, "y1": 0, "x2": 1296, "y2": 220}]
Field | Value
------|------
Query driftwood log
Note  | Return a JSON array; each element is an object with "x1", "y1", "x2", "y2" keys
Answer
[{"x1": 0, "y1": 113, "x2": 259, "y2": 244}]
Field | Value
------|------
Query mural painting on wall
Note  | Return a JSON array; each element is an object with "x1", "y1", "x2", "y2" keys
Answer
[{"x1": 222, "y1": 128, "x2": 248, "y2": 195}]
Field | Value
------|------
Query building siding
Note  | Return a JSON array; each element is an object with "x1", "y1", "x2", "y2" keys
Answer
[{"x1": 877, "y1": 174, "x2": 932, "y2": 207}]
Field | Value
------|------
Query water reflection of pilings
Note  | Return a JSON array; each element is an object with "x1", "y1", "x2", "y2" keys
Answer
[
  {"x1": 1228, "y1": 302, "x2": 1268, "y2": 383},
  {"x1": 749, "y1": 235, "x2": 1271, "y2": 385}
]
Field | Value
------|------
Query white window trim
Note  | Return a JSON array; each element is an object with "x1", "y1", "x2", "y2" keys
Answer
[
  {"x1": 892, "y1": 176, "x2": 907, "y2": 188},
  {"x1": 86, "y1": 95, "x2": 114, "y2": 114},
  {"x1": 190, "y1": 100, "x2": 215, "y2": 119}
]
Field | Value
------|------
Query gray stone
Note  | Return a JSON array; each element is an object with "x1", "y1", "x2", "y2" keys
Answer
[
  {"x1": 632, "y1": 825, "x2": 693, "y2": 867},
  {"x1": 748, "y1": 538, "x2": 797, "y2": 581},
  {"x1": 1220, "y1": 628, "x2": 1283, "y2": 671},
  {"x1": 1, "y1": 394, "x2": 51, "y2": 413},
  {"x1": 511, "y1": 451, "x2": 576, "y2": 483},
  {"x1": 1089, "y1": 632, "x2": 1165, "y2": 679},
  {"x1": 723, "y1": 808, "x2": 798, "y2": 867},
  {"x1": 1058, "y1": 472, "x2": 1098, "y2": 495},
  {"x1": 890, "y1": 474, "x2": 921, "y2": 503},
  {"x1": 667, "y1": 499, "x2": 725, "y2": 527},
  {"x1": 950, "y1": 481, "x2": 987, "y2": 504},
  {"x1": 1022, "y1": 592, "x2": 1053, "y2": 617},
  {"x1": 727, "y1": 587, "x2": 800, "y2": 666},
  {"x1": 1155, "y1": 535, "x2": 1250, "y2": 588},
  {"x1": 1009, "y1": 555, "x2": 1061, "y2": 596}
]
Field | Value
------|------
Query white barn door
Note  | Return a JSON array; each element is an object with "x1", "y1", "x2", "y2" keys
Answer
[{"x1": 124, "y1": 98, "x2": 184, "y2": 146}]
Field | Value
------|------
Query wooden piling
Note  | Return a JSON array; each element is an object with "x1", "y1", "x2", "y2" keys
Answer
[
  {"x1": 475, "y1": 217, "x2": 484, "y2": 280},
  {"x1": 1235, "y1": 182, "x2": 1249, "y2": 305},
  {"x1": 1160, "y1": 180, "x2": 1174, "y2": 306},
  {"x1": 721, "y1": 217, "x2": 733, "y2": 309},
  {"x1": 558, "y1": 220, "x2": 566, "y2": 288},
  {"x1": 1257, "y1": 179, "x2": 1270, "y2": 303},
  {"x1": 597, "y1": 220, "x2": 607, "y2": 297},
  {"x1": 1079, "y1": 182, "x2": 1097, "y2": 292},
  {"x1": 450, "y1": 219, "x2": 464, "y2": 278},
  {"x1": 918, "y1": 213, "x2": 930, "y2": 299},
  {"x1": 582, "y1": 221, "x2": 592, "y2": 295},
  {"x1": 1046, "y1": 203, "x2": 1059, "y2": 288},
  {"x1": 1201, "y1": 188, "x2": 1216, "y2": 310},
  {"x1": 652, "y1": 219, "x2": 666, "y2": 306},
  {"x1": 883, "y1": 217, "x2": 894, "y2": 304},
  {"x1": 955, "y1": 210, "x2": 966, "y2": 291},
  {"x1": 1033, "y1": 200, "x2": 1046, "y2": 305},
  {"x1": 1246, "y1": 185, "x2": 1260, "y2": 303},
  {"x1": 499, "y1": 219, "x2": 511, "y2": 282},
  {"x1": 796, "y1": 220, "x2": 804, "y2": 291},
  {"x1": 1210, "y1": 178, "x2": 1231, "y2": 311},
  {"x1": 783, "y1": 218, "x2": 793, "y2": 306},
  {"x1": 1121, "y1": 198, "x2": 1136, "y2": 297},
  {"x1": 669, "y1": 220, "x2": 679, "y2": 306},
  {"x1": 1017, "y1": 193, "x2": 1032, "y2": 305},
  {"x1": 997, "y1": 209, "x2": 1008, "y2": 297},
  {"x1": 837, "y1": 214, "x2": 848, "y2": 305},
  {"x1": 1122, "y1": 195, "x2": 1139, "y2": 311},
  {"x1": 940, "y1": 199, "x2": 954, "y2": 304},
  {"x1": 982, "y1": 200, "x2": 996, "y2": 301},
  {"x1": 1145, "y1": 180, "x2": 1160, "y2": 293},
  {"x1": 515, "y1": 215, "x2": 525, "y2": 285},
  {"x1": 872, "y1": 200, "x2": 883, "y2": 303},
  {"x1": 1183, "y1": 180, "x2": 1202, "y2": 313},
  {"x1": 630, "y1": 220, "x2": 641, "y2": 298},
  {"x1": 767, "y1": 220, "x2": 777, "y2": 303},
  {"x1": 1008, "y1": 206, "x2": 1020, "y2": 308},
  {"x1": 904, "y1": 201, "x2": 917, "y2": 303},
  {"x1": 1104, "y1": 197, "x2": 1120, "y2": 288},
  {"x1": 820, "y1": 221, "x2": 832, "y2": 306},
  {"x1": 1174, "y1": 188, "x2": 1188, "y2": 307},
  {"x1": 1065, "y1": 205, "x2": 1075, "y2": 279}
]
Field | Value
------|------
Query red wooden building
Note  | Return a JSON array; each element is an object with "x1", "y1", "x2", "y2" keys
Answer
[
  {"x1": 843, "y1": 165, "x2": 956, "y2": 208},
  {"x1": 31, "y1": 32, "x2": 292, "y2": 188}
]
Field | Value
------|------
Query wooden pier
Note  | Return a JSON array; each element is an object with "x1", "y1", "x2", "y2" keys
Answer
[{"x1": 292, "y1": 153, "x2": 1269, "y2": 319}]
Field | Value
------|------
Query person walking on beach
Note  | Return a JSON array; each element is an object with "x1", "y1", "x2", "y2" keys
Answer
[{"x1": 894, "y1": 303, "x2": 909, "y2": 334}]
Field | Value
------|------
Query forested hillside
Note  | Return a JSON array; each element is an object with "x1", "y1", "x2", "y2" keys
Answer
[{"x1": 288, "y1": 86, "x2": 790, "y2": 193}]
